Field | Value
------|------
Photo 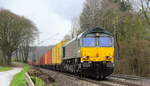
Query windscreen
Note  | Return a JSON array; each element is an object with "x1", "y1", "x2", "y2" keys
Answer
[
  {"x1": 99, "y1": 37, "x2": 112, "y2": 47},
  {"x1": 83, "y1": 38, "x2": 96, "y2": 47}
]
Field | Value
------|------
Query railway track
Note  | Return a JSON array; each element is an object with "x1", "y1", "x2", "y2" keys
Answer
[
  {"x1": 108, "y1": 74, "x2": 150, "y2": 86},
  {"x1": 33, "y1": 67, "x2": 150, "y2": 86}
]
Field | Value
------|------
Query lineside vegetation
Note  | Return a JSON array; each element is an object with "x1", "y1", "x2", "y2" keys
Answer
[
  {"x1": 69, "y1": 0, "x2": 150, "y2": 77},
  {"x1": 0, "y1": 66, "x2": 12, "y2": 72}
]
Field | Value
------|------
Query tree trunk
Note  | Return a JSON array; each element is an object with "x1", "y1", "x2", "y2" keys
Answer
[
  {"x1": 115, "y1": 32, "x2": 121, "y2": 60},
  {"x1": 7, "y1": 53, "x2": 12, "y2": 65},
  {"x1": 16, "y1": 49, "x2": 19, "y2": 61},
  {"x1": 1, "y1": 52, "x2": 7, "y2": 65}
]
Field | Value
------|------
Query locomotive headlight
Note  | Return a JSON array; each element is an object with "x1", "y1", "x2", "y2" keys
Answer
[
  {"x1": 106, "y1": 56, "x2": 112, "y2": 60},
  {"x1": 96, "y1": 33, "x2": 100, "y2": 36},
  {"x1": 83, "y1": 56, "x2": 89, "y2": 60},
  {"x1": 83, "y1": 56, "x2": 87, "y2": 58},
  {"x1": 78, "y1": 50, "x2": 80, "y2": 53}
]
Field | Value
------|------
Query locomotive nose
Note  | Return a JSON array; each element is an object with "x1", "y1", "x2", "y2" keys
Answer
[{"x1": 96, "y1": 53, "x2": 99, "y2": 57}]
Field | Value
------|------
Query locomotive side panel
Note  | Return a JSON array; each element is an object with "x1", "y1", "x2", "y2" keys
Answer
[{"x1": 63, "y1": 39, "x2": 80, "y2": 59}]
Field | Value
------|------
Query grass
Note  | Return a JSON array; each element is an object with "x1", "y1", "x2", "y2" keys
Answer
[
  {"x1": 11, "y1": 64, "x2": 56, "y2": 86},
  {"x1": 31, "y1": 76, "x2": 46, "y2": 86},
  {"x1": 52, "y1": 82, "x2": 59, "y2": 86},
  {"x1": 10, "y1": 64, "x2": 30, "y2": 86},
  {"x1": 0, "y1": 66, "x2": 12, "y2": 72},
  {"x1": 10, "y1": 64, "x2": 47, "y2": 86}
]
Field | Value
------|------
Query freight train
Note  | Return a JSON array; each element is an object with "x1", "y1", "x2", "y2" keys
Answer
[{"x1": 29, "y1": 27, "x2": 115, "y2": 78}]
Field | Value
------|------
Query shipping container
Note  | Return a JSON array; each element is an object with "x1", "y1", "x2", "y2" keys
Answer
[
  {"x1": 37, "y1": 61, "x2": 40, "y2": 65},
  {"x1": 28, "y1": 60, "x2": 33, "y2": 65},
  {"x1": 46, "y1": 50, "x2": 52, "y2": 64},
  {"x1": 45, "y1": 50, "x2": 52, "y2": 65},
  {"x1": 42, "y1": 55, "x2": 45, "y2": 65},
  {"x1": 52, "y1": 47, "x2": 56, "y2": 64},
  {"x1": 39, "y1": 57, "x2": 42, "y2": 65},
  {"x1": 44, "y1": 53, "x2": 47, "y2": 64},
  {"x1": 52, "y1": 40, "x2": 68, "y2": 64}
]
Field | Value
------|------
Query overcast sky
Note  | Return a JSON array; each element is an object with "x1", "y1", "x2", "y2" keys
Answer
[{"x1": 0, "y1": 0, "x2": 85, "y2": 46}]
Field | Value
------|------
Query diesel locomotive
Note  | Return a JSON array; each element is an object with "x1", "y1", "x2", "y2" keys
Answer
[{"x1": 29, "y1": 27, "x2": 115, "y2": 78}]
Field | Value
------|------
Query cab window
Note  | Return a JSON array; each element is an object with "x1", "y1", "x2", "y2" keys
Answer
[
  {"x1": 83, "y1": 38, "x2": 96, "y2": 47},
  {"x1": 99, "y1": 37, "x2": 112, "y2": 47}
]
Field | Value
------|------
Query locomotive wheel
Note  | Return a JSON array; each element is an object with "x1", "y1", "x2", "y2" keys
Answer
[
  {"x1": 101, "y1": 76, "x2": 106, "y2": 79},
  {"x1": 95, "y1": 75, "x2": 106, "y2": 80}
]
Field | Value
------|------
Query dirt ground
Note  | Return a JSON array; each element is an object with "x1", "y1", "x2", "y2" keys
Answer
[
  {"x1": 11, "y1": 62, "x2": 25, "y2": 67},
  {"x1": 28, "y1": 67, "x2": 57, "y2": 86}
]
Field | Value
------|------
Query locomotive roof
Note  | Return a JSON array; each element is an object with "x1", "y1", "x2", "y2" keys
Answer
[
  {"x1": 81, "y1": 27, "x2": 112, "y2": 37},
  {"x1": 63, "y1": 27, "x2": 112, "y2": 47}
]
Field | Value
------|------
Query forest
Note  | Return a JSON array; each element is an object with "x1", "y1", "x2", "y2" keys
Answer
[
  {"x1": 0, "y1": 9, "x2": 38, "y2": 65},
  {"x1": 69, "y1": 0, "x2": 150, "y2": 77}
]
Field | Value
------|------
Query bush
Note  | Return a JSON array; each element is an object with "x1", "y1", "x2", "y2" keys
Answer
[
  {"x1": 115, "y1": 40, "x2": 150, "y2": 77},
  {"x1": 10, "y1": 64, "x2": 30, "y2": 86}
]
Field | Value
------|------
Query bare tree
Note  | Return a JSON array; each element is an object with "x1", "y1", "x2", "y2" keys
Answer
[
  {"x1": 63, "y1": 34, "x2": 71, "y2": 40},
  {"x1": 79, "y1": 0, "x2": 150, "y2": 76},
  {"x1": 71, "y1": 17, "x2": 80, "y2": 38},
  {"x1": 0, "y1": 9, "x2": 37, "y2": 65},
  {"x1": 140, "y1": 0, "x2": 150, "y2": 26}
]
